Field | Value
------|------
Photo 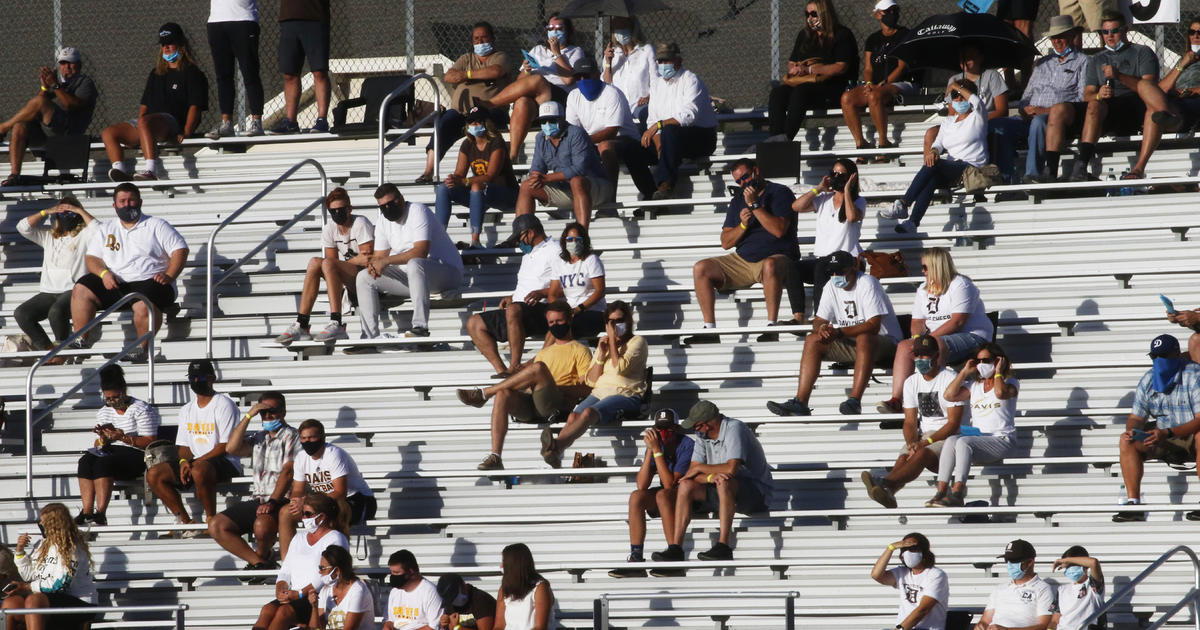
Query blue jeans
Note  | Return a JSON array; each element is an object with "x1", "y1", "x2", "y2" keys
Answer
[
  {"x1": 655, "y1": 125, "x2": 717, "y2": 187},
  {"x1": 988, "y1": 117, "x2": 1026, "y2": 181},
  {"x1": 572, "y1": 394, "x2": 642, "y2": 424},
  {"x1": 434, "y1": 182, "x2": 518, "y2": 234},
  {"x1": 902, "y1": 159, "x2": 970, "y2": 227}
]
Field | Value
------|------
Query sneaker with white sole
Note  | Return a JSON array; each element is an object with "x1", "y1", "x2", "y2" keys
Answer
[
  {"x1": 205, "y1": 120, "x2": 235, "y2": 140},
  {"x1": 244, "y1": 118, "x2": 264, "y2": 136},
  {"x1": 132, "y1": 170, "x2": 158, "y2": 181},
  {"x1": 878, "y1": 199, "x2": 909, "y2": 219},
  {"x1": 312, "y1": 322, "x2": 349, "y2": 341},
  {"x1": 274, "y1": 322, "x2": 312, "y2": 344},
  {"x1": 108, "y1": 167, "x2": 131, "y2": 182}
]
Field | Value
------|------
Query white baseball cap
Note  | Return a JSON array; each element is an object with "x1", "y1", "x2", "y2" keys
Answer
[
  {"x1": 535, "y1": 101, "x2": 564, "y2": 122},
  {"x1": 56, "y1": 47, "x2": 81, "y2": 63},
  {"x1": 873, "y1": 0, "x2": 897, "y2": 11}
]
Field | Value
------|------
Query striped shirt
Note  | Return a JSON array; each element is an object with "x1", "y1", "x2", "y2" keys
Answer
[
  {"x1": 1131, "y1": 362, "x2": 1200, "y2": 429},
  {"x1": 1019, "y1": 51, "x2": 1088, "y2": 109},
  {"x1": 245, "y1": 423, "x2": 301, "y2": 499},
  {"x1": 95, "y1": 398, "x2": 161, "y2": 444}
]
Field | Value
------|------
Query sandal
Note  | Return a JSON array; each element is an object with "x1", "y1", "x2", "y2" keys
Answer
[
  {"x1": 854, "y1": 143, "x2": 872, "y2": 165},
  {"x1": 413, "y1": 174, "x2": 435, "y2": 185},
  {"x1": 1121, "y1": 170, "x2": 1145, "y2": 180},
  {"x1": 872, "y1": 142, "x2": 897, "y2": 164},
  {"x1": 1, "y1": 174, "x2": 21, "y2": 187}
]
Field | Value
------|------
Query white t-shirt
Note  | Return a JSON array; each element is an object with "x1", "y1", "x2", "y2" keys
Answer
[
  {"x1": 175, "y1": 393, "x2": 242, "y2": 472},
  {"x1": 811, "y1": 192, "x2": 865, "y2": 257},
  {"x1": 903, "y1": 367, "x2": 966, "y2": 435},
  {"x1": 209, "y1": 0, "x2": 258, "y2": 22},
  {"x1": 551, "y1": 253, "x2": 605, "y2": 310},
  {"x1": 386, "y1": 577, "x2": 443, "y2": 630},
  {"x1": 1055, "y1": 578, "x2": 1104, "y2": 630},
  {"x1": 948, "y1": 69, "x2": 1008, "y2": 113},
  {"x1": 528, "y1": 44, "x2": 585, "y2": 88},
  {"x1": 986, "y1": 576, "x2": 1055, "y2": 629},
  {"x1": 373, "y1": 202, "x2": 463, "y2": 273},
  {"x1": 647, "y1": 68, "x2": 718, "y2": 128},
  {"x1": 318, "y1": 579, "x2": 378, "y2": 630},
  {"x1": 86, "y1": 215, "x2": 188, "y2": 282},
  {"x1": 293, "y1": 442, "x2": 374, "y2": 497},
  {"x1": 816, "y1": 273, "x2": 903, "y2": 341},
  {"x1": 931, "y1": 94, "x2": 989, "y2": 167},
  {"x1": 321, "y1": 215, "x2": 374, "y2": 262},
  {"x1": 889, "y1": 566, "x2": 950, "y2": 630},
  {"x1": 966, "y1": 378, "x2": 1019, "y2": 437},
  {"x1": 566, "y1": 84, "x2": 639, "y2": 140},
  {"x1": 912, "y1": 275, "x2": 992, "y2": 340},
  {"x1": 512, "y1": 237, "x2": 561, "y2": 302},
  {"x1": 17, "y1": 219, "x2": 97, "y2": 293},
  {"x1": 275, "y1": 529, "x2": 349, "y2": 592},
  {"x1": 608, "y1": 43, "x2": 656, "y2": 111}
]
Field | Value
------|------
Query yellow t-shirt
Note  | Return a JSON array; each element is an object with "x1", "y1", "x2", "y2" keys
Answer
[{"x1": 534, "y1": 341, "x2": 593, "y2": 387}]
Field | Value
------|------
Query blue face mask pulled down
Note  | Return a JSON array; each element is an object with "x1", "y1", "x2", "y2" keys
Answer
[
  {"x1": 1006, "y1": 561, "x2": 1026, "y2": 580},
  {"x1": 1055, "y1": 46, "x2": 1074, "y2": 57},
  {"x1": 540, "y1": 122, "x2": 561, "y2": 137},
  {"x1": 1064, "y1": 565, "x2": 1086, "y2": 582},
  {"x1": 914, "y1": 358, "x2": 934, "y2": 375},
  {"x1": 831, "y1": 274, "x2": 849, "y2": 290},
  {"x1": 1151, "y1": 356, "x2": 1187, "y2": 393},
  {"x1": 518, "y1": 241, "x2": 534, "y2": 254},
  {"x1": 1104, "y1": 41, "x2": 1125, "y2": 53},
  {"x1": 658, "y1": 63, "x2": 677, "y2": 80},
  {"x1": 473, "y1": 42, "x2": 494, "y2": 56},
  {"x1": 162, "y1": 50, "x2": 180, "y2": 63},
  {"x1": 951, "y1": 99, "x2": 971, "y2": 114},
  {"x1": 466, "y1": 124, "x2": 486, "y2": 137},
  {"x1": 577, "y1": 78, "x2": 605, "y2": 101},
  {"x1": 262, "y1": 419, "x2": 283, "y2": 432}
]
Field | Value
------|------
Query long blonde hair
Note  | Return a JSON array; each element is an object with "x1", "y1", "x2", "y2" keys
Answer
[
  {"x1": 802, "y1": 0, "x2": 841, "y2": 51},
  {"x1": 36, "y1": 503, "x2": 92, "y2": 570},
  {"x1": 921, "y1": 247, "x2": 960, "y2": 296},
  {"x1": 154, "y1": 44, "x2": 197, "y2": 75}
]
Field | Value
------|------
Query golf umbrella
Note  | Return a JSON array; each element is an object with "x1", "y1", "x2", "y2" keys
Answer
[
  {"x1": 558, "y1": 0, "x2": 670, "y2": 18},
  {"x1": 890, "y1": 12, "x2": 1036, "y2": 71}
]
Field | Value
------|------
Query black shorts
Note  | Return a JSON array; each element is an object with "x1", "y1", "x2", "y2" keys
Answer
[
  {"x1": 478, "y1": 302, "x2": 549, "y2": 343},
  {"x1": 77, "y1": 444, "x2": 145, "y2": 480},
  {"x1": 278, "y1": 19, "x2": 330, "y2": 75},
  {"x1": 696, "y1": 480, "x2": 769, "y2": 515},
  {"x1": 171, "y1": 455, "x2": 239, "y2": 489},
  {"x1": 75, "y1": 274, "x2": 177, "y2": 312},
  {"x1": 997, "y1": 0, "x2": 1039, "y2": 20},
  {"x1": 571, "y1": 309, "x2": 605, "y2": 340},
  {"x1": 222, "y1": 498, "x2": 273, "y2": 533},
  {"x1": 548, "y1": 83, "x2": 570, "y2": 105},
  {"x1": 346, "y1": 492, "x2": 377, "y2": 524},
  {"x1": 43, "y1": 592, "x2": 98, "y2": 629},
  {"x1": 266, "y1": 596, "x2": 312, "y2": 623},
  {"x1": 1101, "y1": 94, "x2": 1147, "y2": 136}
]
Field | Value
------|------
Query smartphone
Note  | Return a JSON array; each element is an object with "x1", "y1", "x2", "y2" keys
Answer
[
  {"x1": 1161, "y1": 294, "x2": 1176, "y2": 314},
  {"x1": 520, "y1": 49, "x2": 541, "y2": 70},
  {"x1": 1131, "y1": 428, "x2": 1150, "y2": 442}
]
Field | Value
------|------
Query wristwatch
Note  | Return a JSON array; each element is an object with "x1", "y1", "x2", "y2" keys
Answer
[{"x1": 748, "y1": 202, "x2": 762, "y2": 210}]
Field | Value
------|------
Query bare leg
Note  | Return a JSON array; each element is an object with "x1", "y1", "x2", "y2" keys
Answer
[
  {"x1": 849, "y1": 333, "x2": 879, "y2": 400},
  {"x1": 1130, "y1": 109, "x2": 1161, "y2": 176},
  {"x1": 77, "y1": 477, "x2": 95, "y2": 514},
  {"x1": 94, "y1": 476, "x2": 114, "y2": 514},
  {"x1": 715, "y1": 476, "x2": 737, "y2": 545},
  {"x1": 868, "y1": 85, "x2": 900, "y2": 147},
  {"x1": 138, "y1": 114, "x2": 174, "y2": 163},
  {"x1": 491, "y1": 389, "x2": 513, "y2": 454},
  {"x1": 1118, "y1": 437, "x2": 1148, "y2": 500},
  {"x1": 278, "y1": 507, "x2": 298, "y2": 560},
  {"x1": 1045, "y1": 102, "x2": 1076, "y2": 152},
  {"x1": 628, "y1": 489, "x2": 651, "y2": 546},
  {"x1": 569, "y1": 175, "x2": 592, "y2": 227},
  {"x1": 890, "y1": 339, "x2": 915, "y2": 399},
  {"x1": 190, "y1": 459, "x2": 220, "y2": 520},
  {"x1": 298, "y1": 257, "x2": 324, "y2": 315},
  {"x1": 0, "y1": 93, "x2": 50, "y2": 135},
  {"x1": 482, "y1": 361, "x2": 555, "y2": 398},
  {"x1": 504, "y1": 302, "x2": 527, "y2": 370},
  {"x1": 467, "y1": 313, "x2": 508, "y2": 374},
  {"x1": 101, "y1": 122, "x2": 141, "y2": 174},
  {"x1": 691, "y1": 259, "x2": 724, "y2": 325},
  {"x1": 882, "y1": 449, "x2": 939, "y2": 492},
  {"x1": 208, "y1": 512, "x2": 260, "y2": 565},
  {"x1": 656, "y1": 487, "x2": 677, "y2": 542},
  {"x1": 322, "y1": 258, "x2": 361, "y2": 314},
  {"x1": 508, "y1": 96, "x2": 536, "y2": 162},
  {"x1": 555, "y1": 407, "x2": 599, "y2": 451},
  {"x1": 1189, "y1": 332, "x2": 1200, "y2": 364},
  {"x1": 312, "y1": 71, "x2": 331, "y2": 118},
  {"x1": 146, "y1": 462, "x2": 190, "y2": 521},
  {"x1": 283, "y1": 74, "x2": 301, "y2": 121},
  {"x1": 669, "y1": 478, "x2": 705, "y2": 547},
  {"x1": 840, "y1": 87, "x2": 870, "y2": 148},
  {"x1": 253, "y1": 512, "x2": 280, "y2": 563},
  {"x1": 793, "y1": 334, "x2": 830, "y2": 401},
  {"x1": 761, "y1": 255, "x2": 784, "y2": 323}
]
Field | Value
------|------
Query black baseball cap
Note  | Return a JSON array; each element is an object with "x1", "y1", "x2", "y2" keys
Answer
[
  {"x1": 158, "y1": 22, "x2": 185, "y2": 46},
  {"x1": 436, "y1": 574, "x2": 464, "y2": 605},
  {"x1": 913, "y1": 335, "x2": 939, "y2": 356},
  {"x1": 824, "y1": 250, "x2": 858, "y2": 275},
  {"x1": 465, "y1": 107, "x2": 489, "y2": 124},
  {"x1": 573, "y1": 57, "x2": 599, "y2": 76},
  {"x1": 999, "y1": 539, "x2": 1036, "y2": 562},
  {"x1": 507, "y1": 214, "x2": 543, "y2": 244},
  {"x1": 186, "y1": 359, "x2": 215, "y2": 380},
  {"x1": 652, "y1": 408, "x2": 680, "y2": 428}
]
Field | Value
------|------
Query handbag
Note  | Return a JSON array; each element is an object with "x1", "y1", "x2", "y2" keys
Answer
[
  {"x1": 781, "y1": 58, "x2": 830, "y2": 86},
  {"x1": 960, "y1": 164, "x2": 1002, "y2": 193},
  {"x1": 141, "y1": 440, "x2": 178, "y2": 506},
  {"x1": 859, "y1": 250, "x2": 907, "y2": 279}
]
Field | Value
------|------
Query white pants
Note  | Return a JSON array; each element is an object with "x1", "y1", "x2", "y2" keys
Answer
[
  {"x1": 355, "y1": 258, "x2": 462, "y2": 336},
  {"x1": 937, "y1": 434, "x2": 1017, "y2": 484}
]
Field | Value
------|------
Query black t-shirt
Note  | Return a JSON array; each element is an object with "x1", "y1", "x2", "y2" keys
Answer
[
  {"x1": 446, "y1": 585, "x2": 496, "y2": 629},
  {"x1": 57, "y1": 73, "x2": 99, "y2": 134},
  {"x1": 722, "y1": 180, "x2": 799, "y2": 262},
  {"x1": 788, "y1": 24, "x2": 859, "y2": 87},
  {"x1": 864, "y1": 27, "x2": 914, "y2": 85},
  {"x1": 140, "y1": 65, "x2": 209, "y2": 130}
]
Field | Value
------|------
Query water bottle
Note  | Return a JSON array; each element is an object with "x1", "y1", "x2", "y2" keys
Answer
[
  {"x1": 1104, "y1": 168, "x2": 1116, "y2": 197},
  {"x1": 1117, "y1": 483, "x2": 1128, "y2": 506},
  {"x1": 1119, "y1": 171, "x2": 1135, "y2": 196}
]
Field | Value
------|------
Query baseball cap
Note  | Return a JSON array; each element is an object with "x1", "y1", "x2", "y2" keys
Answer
[
  {"x1": 998, "y1": 539, "x2": 1036, "y2": 562},
  {"x1": 912, "y1": 334, "x2": 939, "y2": 356},
  {"x1": 435, "y1": 574, "x2": 464, "y2": 606},
  {"x1": 158, "y1": 22, "x2": 185, "y2": 46},
  {"x1": 56, "y1": 47, "x2": 81, "y2": 63},
  {"x1": 1149, "y1": 334, "x2": 1180, "y2": 358},
  {"x1": 873, "y1": 0, "x2": 898, "y2": 11},
  {"x1": 823, "y1": 250, "x2": 858, "y2": 275},
  {"x1": 534, "y1": 101, "x2": 564, "y2": 123},
  {"x1": 655, "y1": 42, "x2": 681, "y2": 61},
  {"x1": 652, "y1": 408, "x2": 680, "y2": 428},
  {"x1": 681, "y1": 400, "x2": 719, "y2": 430},
  {"x1": 507, "y1": 214, "x2": 543, "y2": 245},
  {"x1": 186, "y1": 359, "x2": 215, "y2": 380},
  {"x1": 465, "y1": 106, "x2": 489, "y2": 124},
  {"x1": 573, "y1": 57, "x2": 599, "y2": 76}
]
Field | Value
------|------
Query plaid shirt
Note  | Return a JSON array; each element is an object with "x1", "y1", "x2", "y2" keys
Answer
[
  {"x1": 1131, "y1": 363, "x2": 1200, "y2": 429},
  {"x1": 246, "y1": 423, "x2": 301, "y2": 499},
  {"x1": 1019, "y1": 50, "x2": 1089, "y2": 109}
]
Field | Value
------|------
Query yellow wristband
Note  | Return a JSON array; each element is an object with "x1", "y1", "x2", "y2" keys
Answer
[
  {"x1": 926, "y1": 437, "x2": 934, "y2": 444},
  {"x1": 739, "y1": 222, "x2": 748, "y2": 230},
  {"x1": 887, "y1": 544, "x2": 896, "y2": 551},
  {"x1": 40, "y1": 85, "x2": 47, "y2": 92},
  {"x1": 467, "y1": 69, "x2": 472, "y2": 79},
  {"x1": 179, "y1": 458, "x2": 188, "y2": 465},
  {"x1": 706, "y1": 474, "x2": 713, "y2": 483},
  {"x1": 810, "y1": 187, "x2": 820, "y2": 196},
  {"x1": 40, "y1": 210, "x2": 47, "y2": 217},
  {"x1": 653, "y1": 451, "x2": 663, "y2": 458},
  {"x1": 14, "y1": 552, "x2": 25, "y2": 559},
  {"x1": 99, "y1": 269, "x2": 108, "y2": 278},
  {"x1": 657, "y1": 121, "x2": 663, "y2": 130},
  {"x1": 243, "y1": 413, "x2": 253, "y2": 421}
]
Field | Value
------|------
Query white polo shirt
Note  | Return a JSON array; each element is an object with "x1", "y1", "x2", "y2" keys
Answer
[
  {"x1": 373, "y1": 202, "x2": 463, "y2": 273},
  {"x1": 293, "y1": 442, "x2": 374, "y2": 498},
  {"x1": 86, "y1": 215, "x2": 188, "y2": 282},
  {"x1": 511, "y1": 237, "x2": 561, "y2": 303},
  {"x1": 985, "y1": 575, "x2": 1055, "y2": 628},
  {"x1": 566, "y1": 84, "x2": 639, "y2": 140},
  {"x1": 647, "y1": 67, "x2": 717, "y2": 128}
]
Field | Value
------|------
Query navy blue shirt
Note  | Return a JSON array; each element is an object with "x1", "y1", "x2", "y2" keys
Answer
[{"x1": 722, "y1": 180, "x2": 799, "y2": 262}]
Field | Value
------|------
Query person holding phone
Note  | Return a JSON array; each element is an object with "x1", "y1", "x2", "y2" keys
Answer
[
  {"x1": 3, "y1": 503, "x2": 97, "y2": 630},
  {"x1": 1164, "y1": 295, "x2": 1200, "y2": 362}
]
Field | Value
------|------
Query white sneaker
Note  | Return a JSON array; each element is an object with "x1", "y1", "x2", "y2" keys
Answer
[
  {"x1": 205, "y1": 120, "x2": 235, "y2": 140},
  {"x1": 274, "y1": 322, "x2": 311, "y2": 344},
  {"x1": 312, "y1": 321, "x2": 349, "y2": 341},
  {"x1": 878, "y1": 199, "x2": 909, "y2": 220},
  {"x1": 244, "y1": 119, "x2": 264, "y2": 137}
]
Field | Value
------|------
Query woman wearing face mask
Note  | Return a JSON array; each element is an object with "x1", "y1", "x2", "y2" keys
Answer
[
  {"x1": 930, "y1": 343, "x2": 1019, "y2": 507},
  {"x1": 1158, "y1": 21, "x2": 1200, "y2": 133},
  {"x1": 840, "y1": 0, "x2": 917, "y2": 162},
  {"x1": 14, "y1": 196, "x2": 96, "y2": 360},
  {"x1": 547, "y1": 223, "x2": 606, "y2": 337},
  {"x1": 766, "y1": 0, "x2": 858, "y2": 142},
  {"x1": 788, "y1": 157, "x2": 863, "y2": 322},
  {"x1": 494, "y1": 543, "x2": 558, "y2": 630},
  {"x1": 1050, "y1": 546, "x2": 1104, "y2": 630},
  {"x1": 871, "y1": 533, "x2": 949, "y2": 630},
  {"x1": 302, "y1": 545, "x2": 376, "y2": 630},
  {"x1": 101, "y1": 22, "x2": 208, "y2": 182},
  {"x1": 3, "y1": 503, "x2": 97, "y2": 630},
  {"x1": 434, "y1": 107, "x2": 519, "y2": 247},
  {"x1": 74, "y1": 364, "x2": 161, "y2": 526},
  {"x1": 602, "y1": 16, "x2": 655, "y2": 127},
  {"x1": 880, "y1": 78, "x2": 988, "y2": 233},
  {"x1": 275, "y1": 187, "x2": 374, "y2": 344},
  {"x1": 256, "y1": 493, "x2": 349, "y2": 630}
]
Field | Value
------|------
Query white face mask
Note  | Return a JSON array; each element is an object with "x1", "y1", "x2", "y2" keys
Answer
[
  {"x1": 977, "y1": 362, "x2": 996, "y2": 379},
  {"x1": 303, "y1": 514, "x2": 321, "y2": 534},
  {"x1": 1192, "y1": 43, "x2": 1200, "y2": 54},
  {"x1": 314, "y1": 569, "x2": 336, "y2": 590},
  {"x1": 901, "y1": 550, "x2": 923, "y2": 569},
  {"x1": 614, "y1": 322, "x2": 628, "y2": 336}
]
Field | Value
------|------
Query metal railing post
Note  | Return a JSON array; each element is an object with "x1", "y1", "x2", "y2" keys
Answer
[
  {"x1": 597, "y1": 595, "x2": 609, "y2": 630},
  {"x1": 785, "y1": 592, "x2": 795, "y2": 630},
  {"x1": 1081, "y1": 546, "x2": 1200, "y2": 630},
  {"x1": 405, "y1": 0, "x2": 415, "y2": 75},
  {"x1": 376, "y1": 74, "x2": 441, "y2": 187},
  {"x1": 770, "y1": 0, "x2": 780, "y2": 82}
]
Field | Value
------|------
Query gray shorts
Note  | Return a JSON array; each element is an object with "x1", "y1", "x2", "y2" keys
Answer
[
  {"x1": 128, "y1": 113, "x2": 182, "y2": 136},
  {"x1": 540, "y1": 176, "x2": 614, "y2": 210}
]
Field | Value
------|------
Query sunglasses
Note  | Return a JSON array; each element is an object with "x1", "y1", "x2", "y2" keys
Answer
[
  {"x1": 828, "y1": 169, "x2": 847, "y2": 178},
  {"x1": 975, "y1": 357, "x2": 997, "y2": 364},
  {"x1": 564, "y1": 236, "x2": 583, "y2": 243},
  {"x1": 607, "y1": 318, "x2": 625, "y2": 324},
  {"x1": 103, "y1": 394, "x2": 125, "y2": 403},
  {"x1": 806, "y1": 10, "x2": 819, "y2": 17},
  {"x1": 377, "y1": 199, "x2": 403, "y2": 212},
  {"x1": 734, "y1": 171, "x2": 754, "y2": 184},
  {"x1": 1189, "y1": 29, "x2": 1200, "y2": 36},
  {"x1": 950, "y1": 90, "x2": 964, "y2": 100},
  {"x1": 1097, "y1": 27, "x2": 1122, "y2": 35},
  {"x1": 302, "y1": 510, "x2": 317, "y2": 518},
  {"x1": 328, "y1": 205, "x2": 350, "y2": 212},
  {"x1": 318, "y1": 565, "x2": 333, "y2": 573},
  {"x1": 920, "y1": 265, "x2": 928, "y2": 272}
]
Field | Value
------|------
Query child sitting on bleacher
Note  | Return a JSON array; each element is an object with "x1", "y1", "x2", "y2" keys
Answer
[{"x1": 1050, "y1": 546, "x2": 1105, "y2": 630}]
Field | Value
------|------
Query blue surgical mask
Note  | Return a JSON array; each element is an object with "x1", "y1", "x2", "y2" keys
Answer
[
  {"x1": 518, "y1": 241, "x2": 534, "y2": 254},
  {"x1": 162, "y1": 50, "x2": 180, "y2": 63},
  {"x1": 831, "y1": 275, "x2": 849, "y2": 290},
  {"x1": 1054, "y1": 46, "x2": 1074, "y2": 57},
  {"x1": 951, "y1": 99, "x2": 971, "y2": 114},
  {"x1": 1104, "y1": 41, "x2": 1125, "y2": 53},
  {"x1": 577, "y1": 78, "x2": 605, "y2": 101},
  {"x1": 914, "y1": 358, "x2": 934, "y2": 375},
  {"x1": 473, "y1": 42, "x2": 494, "y2": 56},
  {"x1": 547, "y1": 29, "x2": 566, "y2": 42},
  {"x1": 613, "y1": 30, "x2": 632, "y2": 46},
  {"x1": 540, "y1": 122, "x2": 560, "y2": 137},
  {"x1": 262, "y1": 419, "x2": 283, "y2": 432},
  {"x1": 1151, "y1": 356, "x2": 1187, "y2": 393},
  {"x1": 1006, "y1": 561, "x2": 1026, "y2": 580},
  {"x1": 467, "y1": 124, "x2": 486, "y2": 137},
  {"x1": 658, "y1": 63, "x2": 677, "y2": 80},
  {"x1": 1065, "y1": 565, "x2": 1086, "y2": 582}
]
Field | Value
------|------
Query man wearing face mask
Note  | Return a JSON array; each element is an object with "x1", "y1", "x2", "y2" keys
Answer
[
  {"x1": 146, "y1": 359, "x2": 242, "y2": 536},
  {"x1": 435, "y1": 573, "x2": 495, "y2": 630},
  {"x1": 280, "y1": 419, "x2": 375, "y2": 558},
  {"x1": 976, "y1": 540, "x2": 1054, "y2": 630},
  {"x1": 72, "y1": 183, "x2": 188, "y2": 362},
  {"x1": 15, "y1": 196, "x2": 96, "y2": 358},
  {"x1": 383, "y1": 549, "x2": 443, "y2": 630},
  {"x1": 208, "y1": 391, "x2": 300, "y2": 580},
  {"x1": 516, "y1": 101, "x2": 612, "y2": 228},
  {"x1": 1050, "y1": 546, "x2": 1104, "y2": 630},
  {"x1": 643, "y1": 42, "x2": 718, "y2": 200},
  {"x1": 565, "y1": 57, "x2": 656, "y2": 199},
  {"x1": 1114, "y1": 334, "x2": 1200, "y2": 522}
]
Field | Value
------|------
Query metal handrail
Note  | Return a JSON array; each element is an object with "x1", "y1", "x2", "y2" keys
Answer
[
  {"x1": 1080, "y1": 545, "x2": 1200, "y2": 630},
  {"x1": 376, "y1": 73, "x2": 441, "y2": 186},
  {"x1": 0, "y1": 603, "x2": 188, "y2": 630},
  {"x1": 25, "y1": 291, "x2": 157, "y2": 496},
  {"x1": 594, "y1": 590, "x2": 799, "y2": 630},
  {"x1": 205, "y1": 158, "x2": 329, "y2": 357}
]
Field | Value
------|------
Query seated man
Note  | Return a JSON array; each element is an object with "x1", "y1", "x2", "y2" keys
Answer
[
  {"x1": 767, "y1": 250, "x2": 902, "y2": 416},
  {"x1": 515, "y1": 101, "x2": 612, "y2": 228},
  {"x1": 0, "y1": 46, "x2": 98, "y2": 186},
  {"x1": 72, "y1": 183, "x2": 188, "y2": 360},
  {"x1": 565, "y1": 57, "x2": 655, "y2": 199},
  {"x1": 651, "y1": 400, "x2": 772, "y2": 573},
  {"x1": 146, "y1": 359, "x2": 242, "y2": 534},
  {"x1": 861, "y1": 335, "x2": 965, "y2": 509},
  {"x1": 684, "y1": 158, "x2": 798, "y2": 346},
  {"x1": 466, "y1": 215, "x2": 560, "y2": 376},
  {"x1": 975, "y1": 540, "x2": 1053, "y2": 630},
  {"x1": 280, "y1": 419, "x2": 376, "y2": 557},
  {"x1": 1114, "y1": 334, "x2": 1200, "y2": 522},
  {"x1": 207, "y1": 391, "x2": 300, "y2": 577},
  {"x1": 353, "y1": 183, "x2": 463, "y2": 346},
  {"x1": 609, "y1": 408, "x2": 694, "y2": 578},
  {"x1": 435, "y1": 573, "x2": 496, "y2": 630},
  {"x1": 383, "y1": 549, "x2": 443, "y2": 630},
  {"x1": 643, "y1": 43, "x2": 718, "y2": 200},
  {"x1": 456, "y1": 301, "x2": 593, "y2": 471}
]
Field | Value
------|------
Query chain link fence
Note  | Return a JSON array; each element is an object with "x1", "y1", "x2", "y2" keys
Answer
[{"x1": 0, "y1": 1, "x2": 1191, "y2": 137}]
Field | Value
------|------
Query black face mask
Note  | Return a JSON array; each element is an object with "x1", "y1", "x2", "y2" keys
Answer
[
  {"x1": 56, "y1": 211, "x2": 83, "y2": 232},
  {"x1": 548, "y1": 322, "x2": 572, "y2": 340},
  {"x1": 389, "y1": 574, "x2": 405, "y2": 588},
  {"x1": 301, "y1": 440, "x2": 325, "y2": 456},
  {"x1": 828, "y1": 171, "x2": 849, "y2": 190},
  {"x1": 881, "y1": 9, "x2": 900, "y2": 28},
  {"x1": 188, "y1": 378, "x2": 215, "y2": 397},
  {"x1": 380, "y1": 200, "x2": 405, "y2": 222},
  {"x1": 37, "y1": 523, "x2": 45, "y2": 536},
  {"x1": 115, "y1": 204, "x2": 142, "y2": 223},
  {"x1": 329, "y1": 208, "x2": 352, "y2": 226},
  {"x1": 106, "y1": 394, "x2": 131, "y2": 411}
]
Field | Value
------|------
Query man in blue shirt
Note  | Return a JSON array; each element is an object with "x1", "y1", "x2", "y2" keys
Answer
[
  {"x1": 686, "y1": 158, "x2": 798, "y2": 345},
  {"x1": 514, "y1": 101, "x2": 613, "y2": 228}
]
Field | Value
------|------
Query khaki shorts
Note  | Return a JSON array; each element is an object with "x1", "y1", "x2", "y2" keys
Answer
[
  {"x1": 541, "y1": 176, "x2": 614, "y2": 210},
  {"x1": 1144, "y1": 422, "x2": 1197, "y2": 466},
  {"x1": 825, "y1": 334, "x2": 898, "y2": 364},
  {"x1": 711, "y1": 252, "x2": 790, "y2": 290},
  {"x1": 898, "y1": 432, "x2": 946, "y2": 457},
  {"x1": 510, "y1": 385, "x2": 568, "y2": 423}
]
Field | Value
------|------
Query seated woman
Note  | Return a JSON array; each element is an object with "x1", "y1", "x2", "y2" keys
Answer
[
  {"x1": 602, "y1": 16, "x2": 655, "y2": 127},
  {"x1": 540, "y1": 300, "x2": 647, "y2": 468},
  {"x1": 304, "y1": 545, "x2": 376, "y2": 630},
  {"x1": 434, "y1": 107, "x2": 518, "y2": 247},
  {"x1": 101, "y1": 22, "x2": 207, "y2": 181},
  {"x1": 495, "y1": 543, "x2": 558, "y2": 630},
  {"x1": 766, "y1": 0, "x2": 857, "y2": 142},
  {"x1": 788, "y1": 158, "x2": 863, "y2": 324},
  {"x1": 930, "y1": 342, "x2": 1019, "y2": 507},
  {"x1": 483, "y1": 13, "x2": 584, "y2": 163},
  {"x1": 879, "y1": 78, "x2": 987, "y2": 233},
  {"x1": 3, "y1": 503, "x2": 97, "y2": 630},
  {"x1": 878, "y1": 247, "x2": 991, "y2": 414},
  {"x1": 75, "y1": 364, "x2": 161, "y2": 526},
  {"x1": 255, "y1": 493, "x2": 349, "y2": 630},
  {"x1": 1159, "y1": 22, "x2": 1200, "y2": 132},
  {"x1": 949, "y1": 45, "x2": 1011, "y2": 181},
  {"x1": 840, "y1": 1, "x2": 917, "y2": 162},
  {"x1": 547, "y1": 222, "x2": 605, "y2": 337}
]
